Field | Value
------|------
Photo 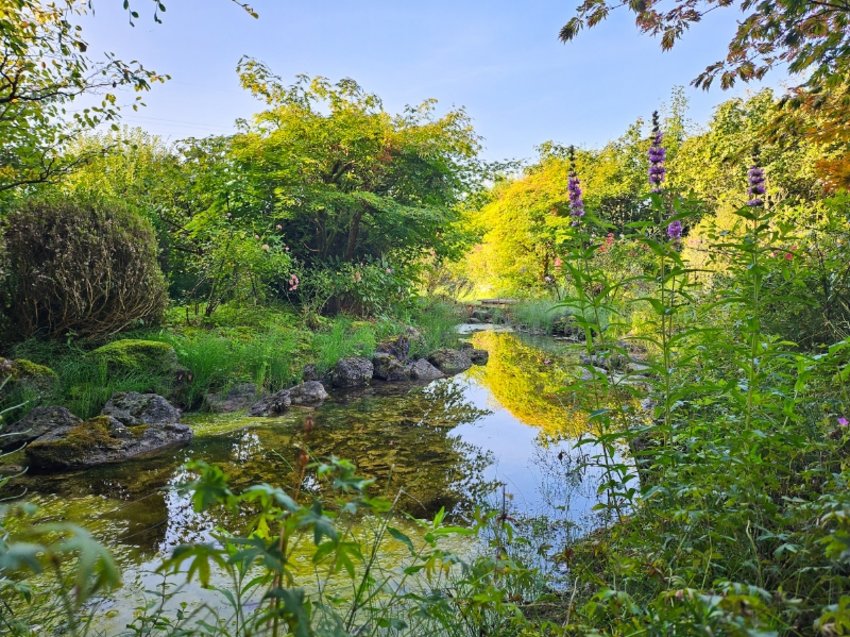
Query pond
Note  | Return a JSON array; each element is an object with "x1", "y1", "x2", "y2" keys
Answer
[{"x1": 4, "y1": 330, "x2": 619, "y2": 629}]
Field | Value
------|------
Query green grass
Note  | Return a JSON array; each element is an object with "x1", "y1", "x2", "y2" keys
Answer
[
  {"x1": 508, "y1": 299, "x2": 572, "y2": 334},
  {"x1": 3, "y1": 300, "x2": 466, "y2": 418}
]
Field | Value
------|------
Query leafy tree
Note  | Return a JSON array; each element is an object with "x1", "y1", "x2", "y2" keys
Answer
[
  {"x1": 0, "y1": 0, "x2": 163, "y2": 197},
  {"x1": 230, "y1": 61, "x2": 482, "y2": 271},
  {"x1": 559, "y1": 0, "x2": 850, "y2": 92}
]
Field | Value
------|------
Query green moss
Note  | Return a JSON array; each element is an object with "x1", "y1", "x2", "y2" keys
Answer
[
  {"x1": 27, "y1": 416, "x2": 124, "y2": 466},
  {"x1": 89, "y1": 339, "x2": 178, "y2": 377},
  {"x1": 11, "y1": 358, "x2": 58, "y2": 381}
]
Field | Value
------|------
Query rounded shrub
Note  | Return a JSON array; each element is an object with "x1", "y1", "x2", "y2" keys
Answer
[{"x1": 2, "y1": 198, "x2": 168, "y2": 340}]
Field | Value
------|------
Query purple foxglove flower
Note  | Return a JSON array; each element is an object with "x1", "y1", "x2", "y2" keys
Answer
[
  {"x1": 667, "y1": 219, "x2": 682, "y2": 241},
  {"x1": 747, "y1": 164, "x2": 766, "y2": 207},
  {"x1": 568, "y1": 146, "x2": 586, "y2": 224},
  {"x1": 648, "y1": 111, "x2": 666, "y2": 193}
]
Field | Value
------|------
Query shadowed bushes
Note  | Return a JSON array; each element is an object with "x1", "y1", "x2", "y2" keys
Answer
[{"x1": 1, "y1": 197, "x2": 167, "y2": 341}]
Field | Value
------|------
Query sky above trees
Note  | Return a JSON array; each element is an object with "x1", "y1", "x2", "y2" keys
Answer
[{"x1": 78, "y1": 0, "x2": 792, "y2": 161}]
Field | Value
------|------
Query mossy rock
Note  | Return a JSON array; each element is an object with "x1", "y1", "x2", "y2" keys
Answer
[
  {"x1": 88, "y1": 339, "x2": 179, "y2": 378},
  {"x1": 25, "y1": 413, "x2": 192, "y2": 472},
  {"x1": 0, "y1": 358, "x2": 58, "y2": 395}
]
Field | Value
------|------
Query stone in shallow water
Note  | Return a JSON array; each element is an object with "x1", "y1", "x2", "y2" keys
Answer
[
  {"x1": 406, "y1": 358, "x2": 444, "y2": 381},
  {"x1": 249, "y1": 389, "x2": 292, "y2": 416},
  {"x1": 426, "y1": 348, "x2": 472, "y2": 375},
  {"x1": 205, "y1": 382, "x2": 259, "y2": 413},
  {"x1": 25, "y1": 415, "x2": 192, "y2": 471},
  {"x1": 288, "y1": 381, "x2": 330, "y2": 405}
]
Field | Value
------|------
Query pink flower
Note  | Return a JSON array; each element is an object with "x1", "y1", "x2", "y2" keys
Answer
[
  {"x1": 288, "y1": 274, "x2": 299, "y2": 291},
  {"x1": 554, "y1": 257, "x2": 563, "y2": 268},
  {"x1": 839, "y1": 417, "x2": 849, "y2": 427}
]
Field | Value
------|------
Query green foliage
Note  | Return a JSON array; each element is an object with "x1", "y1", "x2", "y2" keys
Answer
[
  {"x1": 560, "y1": 0, "x2": 850, "y2": 94},
  {"x1": 1, "y1": 196, "x2": 168, "y2": 340}
]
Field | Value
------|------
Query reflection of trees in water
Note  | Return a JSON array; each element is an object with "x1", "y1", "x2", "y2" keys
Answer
[
  {"x1": 467, "y1": 332, "x2": 590, "y2": 440},
  {"x1": 288, "y1": 379, "x2": 497, "y2": 518},
  {"x1": 15, "y1": 379, "x2": 499, "y2": 558}
]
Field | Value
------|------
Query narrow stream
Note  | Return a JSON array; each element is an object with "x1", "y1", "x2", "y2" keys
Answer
[{"x1": 4, "y1": 329, "x2": 618, "y2": 628}]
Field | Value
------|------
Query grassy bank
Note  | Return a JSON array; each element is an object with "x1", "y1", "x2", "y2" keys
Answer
[{"x1": 3, "y1": 299, "x2": 463, "y2": 418}]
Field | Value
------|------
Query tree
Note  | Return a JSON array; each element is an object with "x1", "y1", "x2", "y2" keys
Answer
[
  {"x1": 229, "y1": 61, "x2": 482, "y2": 269},
  {"x1": 0, "y1": 1, "x2": 166, "y2": 196},
  {"x1": 559, "y1": 0, "x2": 850, "y2": 92}
]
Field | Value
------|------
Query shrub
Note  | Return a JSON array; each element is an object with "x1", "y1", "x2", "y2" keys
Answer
[{"x1": 2, "y1": 198, "x2": 168, "y2": 340}]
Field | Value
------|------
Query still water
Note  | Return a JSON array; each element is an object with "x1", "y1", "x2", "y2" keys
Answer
[{"x1": 5, "y1": 330, "x2": 617, "y2": 628}]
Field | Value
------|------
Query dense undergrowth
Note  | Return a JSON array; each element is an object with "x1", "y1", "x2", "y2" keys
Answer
[{"x1": 2, "y1": 300, "x2": 462, "y2": 418}]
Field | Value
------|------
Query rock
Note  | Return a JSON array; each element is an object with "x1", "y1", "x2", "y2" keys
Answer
[
  {"x1": 580, "y1": 352, "x2": 630, "y2": 372},
  {"x1": 426, "y1": 348, "x2": 472, "y2": 375},
  {"x1": 0, "y1": 358, "x2": 58, "y2": 395},
  {"x1": 25, "y1": 415, "x2": 192, "y2": 471},
  {"x1": 375, "y1": 328, "x2": 422, "y2": 362},
  {"x1": 101, "y1": 392, "x2": 181, "y2": 426},
  {"x1": 469, "y1": 349, "x2": 489, "y2": 365},
  {"x1": 0, "y1": 406, "x2": 81, "y2": 452},
  {"x1": 372, "y1": 353, "x2": 411, "y2": 381},
  {"x1": 406, "y1": 358, "x2": 445, "y2": 381},
  {"x1": 89, "y1": 339, "x2": 180, "y2": 378},
  {"x1": 471, "y1": 308, "x2": 492, "y2": 322},
  {"x1": 329, "y1": 357, "x2": 373, "y2": 388},
  {"x1": 287, "y1": 381, "x2": 329, "y2": 405},
  {"x1": 302, "y1": 364, "x2": 319, "y2": 382},
  {"x1": 205, "y1": 383, "x2": 259, "y2": 413},
  {"x1": 249, "y1": 390, "x2": 292, "y2": 416}
]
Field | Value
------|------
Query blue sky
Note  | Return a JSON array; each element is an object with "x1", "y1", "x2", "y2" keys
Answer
[{"x1": 81, "y1": 0, "x2": 790, "y2": 161}]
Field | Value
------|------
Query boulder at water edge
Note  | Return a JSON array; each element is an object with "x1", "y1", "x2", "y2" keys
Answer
[
  {"x1": 1, "y1": 406, "x2": 81, "y2": 452},
  {"x1": 249, "y1": 380, "x2": 329, "y2": 416},
  {"x1": 372, "y1": 352, "x2": 411, "y2": 381},
  {"x1": 426, "y1": 348, "x2": 472, "y2": 375},
  {"x1": 101, "y1": 391, "x2": 182, "y2": 426},
  {"x1": 405, "y1": 358, "x2": 444, "y2": 381},
  {"x1": 458, "y1": 342, "x2": 489, "y2": 365},
  {"x1": 249, "y1": 389, "x2": 292, "y2": 416},
  {"x1": 374, "y1": 328, "x2": 421, "y2": 362},
  {"x1": 329, "y1": 357, "x2": 373, "y2": 388},
  {"x1": 25, "y1": 394, "x2": 192, "y2": 471},
  {"x1": 288, "y1": 381, "x2": 329, "y2": 405},
  {"x1": 205, "y1": 382, "x2": 260, "y2": 413}
]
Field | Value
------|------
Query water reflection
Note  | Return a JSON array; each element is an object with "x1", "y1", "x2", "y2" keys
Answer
[
  {"x1": 466, "y1": 331, "x2": 590, "y2": 440},
  {"x1": 8, "y1": 331, "x2": 612, "y2": 573}
]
